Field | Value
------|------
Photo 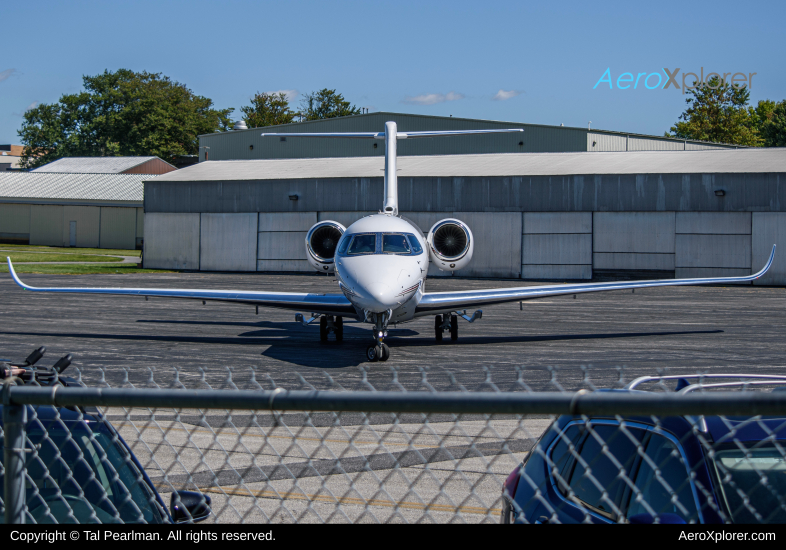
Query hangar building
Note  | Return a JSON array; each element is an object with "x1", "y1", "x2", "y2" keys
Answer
[
  {"x1": 198, "y1": 112, "x2": 737, "y2": 162},
  {"x1": 0, "y1": 157, "x2": 175, "y2": 249},
  {"x1": 143, "y1": 147, "x2": 786, "y2": 285}
]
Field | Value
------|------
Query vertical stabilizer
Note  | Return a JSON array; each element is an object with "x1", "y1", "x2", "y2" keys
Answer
[{"x1": 383, "y1": 121, "x2": 398, "y2": 215}]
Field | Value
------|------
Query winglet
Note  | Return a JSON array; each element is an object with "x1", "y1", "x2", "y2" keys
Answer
[
  {"x1": 7, "y1": 257, "x2": 35, "y2": 290},
  {"x1": 753, "y1": 245, "x2": 776, "y2": 279}
]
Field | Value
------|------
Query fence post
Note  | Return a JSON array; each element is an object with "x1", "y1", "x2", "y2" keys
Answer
[{"x1": 3, "y1": 383, "x2": 27, "y2": 524}]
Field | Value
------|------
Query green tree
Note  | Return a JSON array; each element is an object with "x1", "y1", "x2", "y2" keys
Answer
[
  {"x1": 299, "y1": 88, "x2": 361, "y2": 120},
  {"x1": 240, "y1": 92, "x2": 296, "y2": 128},
  {"x1": 760, "y1": 101, "x2": 786, "y2": 147},
  {"x1": 18, "y1": 69, "x2": 233, "y2": 168},
  {"x1": 667, "y1": 76, "x2": 762, "y2": 146}
]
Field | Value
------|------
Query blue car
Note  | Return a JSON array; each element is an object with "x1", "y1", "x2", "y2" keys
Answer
[
  {"x1": 1, "y1": 347, "x2": 211, "y2": 524},
  {"x1": 502, "y1": 375, "x2": 786, "y2": 524}
]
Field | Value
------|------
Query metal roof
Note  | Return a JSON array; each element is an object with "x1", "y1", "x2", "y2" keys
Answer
[
  {"x1": 32, "y1": 156, "x2": 165, "y2": 174},
  {"x1": 0, "y1": 172, "x2": 150, "y2": 203},
  {"x1": 155, "y1": 148, "x2": 786, "y2": 182}
]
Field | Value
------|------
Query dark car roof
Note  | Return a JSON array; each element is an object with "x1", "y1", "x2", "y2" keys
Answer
[
  {"x1": 0, "y1": 404, "x2": 101, "y2": 425},
  {"x1": 705, "y1": 415, "x2": 786, "y2": 443}
]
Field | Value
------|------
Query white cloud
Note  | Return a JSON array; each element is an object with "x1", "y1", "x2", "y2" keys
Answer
[
  {"x1": 0, "y1": 68, "x2": 20, "y2": 83},
  {"x1": 25, "y1": 102, "x2": 38, "y2": 111},
  {"x1": 492, "y1": 89, "x2": 524, "y2": 101},
  {"x1": 402, "y1": 91, "x2": 465, "y2": 105},
  {"x1": 266, "y1": 89, "x2": 298, "y2": 101}
]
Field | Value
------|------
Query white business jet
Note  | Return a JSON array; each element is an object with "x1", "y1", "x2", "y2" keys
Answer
[{"x1": 7, "y1": 121, "x2": 776, "y2": 362}]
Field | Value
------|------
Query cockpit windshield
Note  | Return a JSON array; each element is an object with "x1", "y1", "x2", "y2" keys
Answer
[
  {"x1": 347, "y1": 234, "x2": 376, "y2": 255},
  {"x1": 340, "y1": 232, "x2": 424, "y2": 256},
  {"x1": 382, "y1": 234, "x2": 411, "y2": 254}
]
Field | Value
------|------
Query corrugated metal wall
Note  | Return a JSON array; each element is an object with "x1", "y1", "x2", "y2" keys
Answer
[
  {"x1": 202, "y1": 113, "x2": 737, "y2": 160},
  {"x1": 29, "y1": 205, "x2": 64, "y2": 246},
  {"x1": 62, "y1": 206, "x2": 100, "y2": 248},
  {"x1": 99, "y1": 207, "x2": 137, "y2": 250},
  {"x1": 0, "y1": 203, "x2": 31, "y2": 242},
  {"x1": 588, "y1": 132, "x2": 734, "y2": 152},
  {"x1": 4, "y1": 203, "x2": 141, "y2": 249},
  {"x1": 136, "y1": 208, "x2": 144, "y2": 248},
  {"x1": 200, "y1": 113, "x2": 587, "y2": 161}
]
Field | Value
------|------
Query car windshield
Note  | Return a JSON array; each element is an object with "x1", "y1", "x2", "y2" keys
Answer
[
  {"x1": 347, "y1": 234, "x2": 376, "y2": 255},
  {"x1": 382, "y1": 234, "x2": 411, "y2": 254},
  {"x1": 1, "y1": 417, "x2": 164, "y2": 524},
  {"x1": 713, "y1": 444, "x2": 786, "y2": 523}
]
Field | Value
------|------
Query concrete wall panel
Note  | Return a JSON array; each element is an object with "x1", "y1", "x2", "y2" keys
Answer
[
  {"x1": 675, "y1": 234, "x2": 751, "y2": 268},
  {"x1": 454, "y1": 211, "x2": 521, "y2": 278},
  {"x1": 676, "y1": 268, "x2": 751, "y2": 278},
  {"x1": 594, "y1": 253, "x2": 675, "y2": 271},
  {"x1": 594, "y1": 212, "x2": 675, "y2": 253},
  {"x1": 522, "y1": 264, "x2": 592, "y2": 280},
  {"x1": 752, "y1": 213, "x2": 786, "y2": 285},
  {"x1": 524, "y1": 212, "x2": 591, "y2": 234},
  {"x1": 0, "y1": 203, "x2": 31, "y2": 234},
  {"x1": 259, "y1": 212, "x2": 317, "y2": 232},
  {"x1": 317, "y1": 211, "x2": 375, "y2": 230},
  {"x1": 99, "y1": 207, "x2": 136, "y2": 250},
  {"x1": 144, "y1": 213, "x2": 200, "y2": 270},
  {"x1": 29, "y1": 205, "x2": 63, "y2": 246},
  {"x1": 136, "y1": 208, "x2": 144, "y2": 238},
  {"x1": 676, "y1": 212, "x2": 751, "y2": 235},
  {"x1": 62, "y1": 206, "x2": 100, "y2": 248},
  {"x1": 199, "y1": 213, "x2": 257, "y2": 271},
  {"x1": 522, "y1": 234, "x2": 592, "y2": 265},
  {"x1": 258, "y1": 231, "x2": 307, "y2": 260},
  {"x1": 257, "y1": 259, "x2": 312, "y2": 272}
]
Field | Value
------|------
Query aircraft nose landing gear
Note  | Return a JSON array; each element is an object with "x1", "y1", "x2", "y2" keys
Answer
[{"x1": 366, "y1": 311, "x2": 391, "y2": 362}]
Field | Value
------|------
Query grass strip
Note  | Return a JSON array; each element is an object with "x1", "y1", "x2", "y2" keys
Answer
[
  {"x1": 0, "y1": 263, "x2": 174, "y2": 275},
  {"x1": 3, "y1": 252, "x2": 124, "y2": 263},
  {"x1": 0, "y1": 244, "x2": 141, "y2": 257}
]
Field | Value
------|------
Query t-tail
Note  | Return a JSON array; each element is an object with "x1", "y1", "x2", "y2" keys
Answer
[{"x1": 261, "y1": 122, "x2": 524, "y2": 215}]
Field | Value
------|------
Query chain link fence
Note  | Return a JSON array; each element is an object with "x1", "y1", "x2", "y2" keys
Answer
[{"x1": 2, "y1": 362, "x2": 786, "y2": 524}]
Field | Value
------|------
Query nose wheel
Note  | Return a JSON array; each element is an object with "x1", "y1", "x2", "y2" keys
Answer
[{"x1": 366, "y1": 343, "x2": 390, "y2": 362}]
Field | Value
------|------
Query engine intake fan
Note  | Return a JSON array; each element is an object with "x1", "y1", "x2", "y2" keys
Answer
[
  {"x1": 306, "y1": 221, "x2": 346, "y2": 272},
  {"x1": 427, "y1": 218, "x2": 474, "y2": 272}
]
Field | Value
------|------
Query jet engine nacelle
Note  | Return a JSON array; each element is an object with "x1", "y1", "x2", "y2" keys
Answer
[
  {"x1": 427, "y1": 218, "x2": 474, "y2": 272},
  {"x1": 305, "y1": 221, "x2": 346, "y2": 273}
]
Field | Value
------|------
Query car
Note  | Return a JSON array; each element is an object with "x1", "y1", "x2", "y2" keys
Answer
[
  {"x1": 1, "y1": 347, "x2": 211, "y2": 524},
  {"x1": 501, "y1": 374, "x2": 786, "y2": 524}
]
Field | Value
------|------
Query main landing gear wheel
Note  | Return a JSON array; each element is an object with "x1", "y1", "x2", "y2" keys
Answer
[
  {"x1": 450, "y1": 314, "x2": 458, "y2": 341},
  {"x1": 434, "y1": 315, "x2": 443, "y2": 342},
  {"x1": 335, "y1": 316, "x2": 344, "y2": 342},
  {"x1": 366, "y1": 343, "x2": 390, "y2": 362},
  {"x1": 319, "y1": 317, "x2": 328, "y2": 342}
]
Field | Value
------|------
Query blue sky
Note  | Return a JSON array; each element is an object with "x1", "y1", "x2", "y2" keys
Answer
[{"x1": 1, "y1": 0, "x2": 784, "y2": 144}]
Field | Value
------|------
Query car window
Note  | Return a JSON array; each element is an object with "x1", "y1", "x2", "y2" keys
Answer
[
  {"x1": 567, "y1": 423, "x2": 645, "y2": 519},
  {"x1": 406, "y1": 234, "x2": 424, "y2": 254},
  {"x1": 382, "y1": 234, "x2": 411, "y2": 254},
  {"x1": 713, "y1": 444, "x2": 786, "y2": 524},
  {"x1": 2, "y1": 422, "x2": 164, "y2": 524},
  {"x1": 549, "y1": 424, "x2": 584, "y2": 495},
  {"x1": 347, "y1": 234, "x2": 376, "y2": 255},
  {"x1": 626, "y1": 433, "x2": 698, "y2": 523}
]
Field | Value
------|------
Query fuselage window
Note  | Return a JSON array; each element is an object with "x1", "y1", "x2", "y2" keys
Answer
[
  {"x1": 347, "y1": 234, "x2": 377, "y2": 255},
  {"x1": 382, "y1": 234, "x2": 411, "y2": 254},
  {"x1": 405, "y1": 233, "x2": 423, "y2": 255}
]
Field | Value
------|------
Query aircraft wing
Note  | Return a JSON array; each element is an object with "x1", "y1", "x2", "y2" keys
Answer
[
  {"x1": 6, "y1": 258, "x2": 356, "y2": 317},
  {"x1": 415, "y1": 245, "x2": 776, "y2": 315}
]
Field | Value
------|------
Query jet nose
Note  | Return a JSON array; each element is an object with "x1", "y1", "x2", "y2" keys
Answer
[{"x1": 366, "y1": 282, "x2": 396, "y2": 311}]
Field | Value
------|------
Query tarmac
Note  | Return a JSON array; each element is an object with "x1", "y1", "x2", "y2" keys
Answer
[{"x1": 3, "y1": 271, "x2": 785, "y2": 523}]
